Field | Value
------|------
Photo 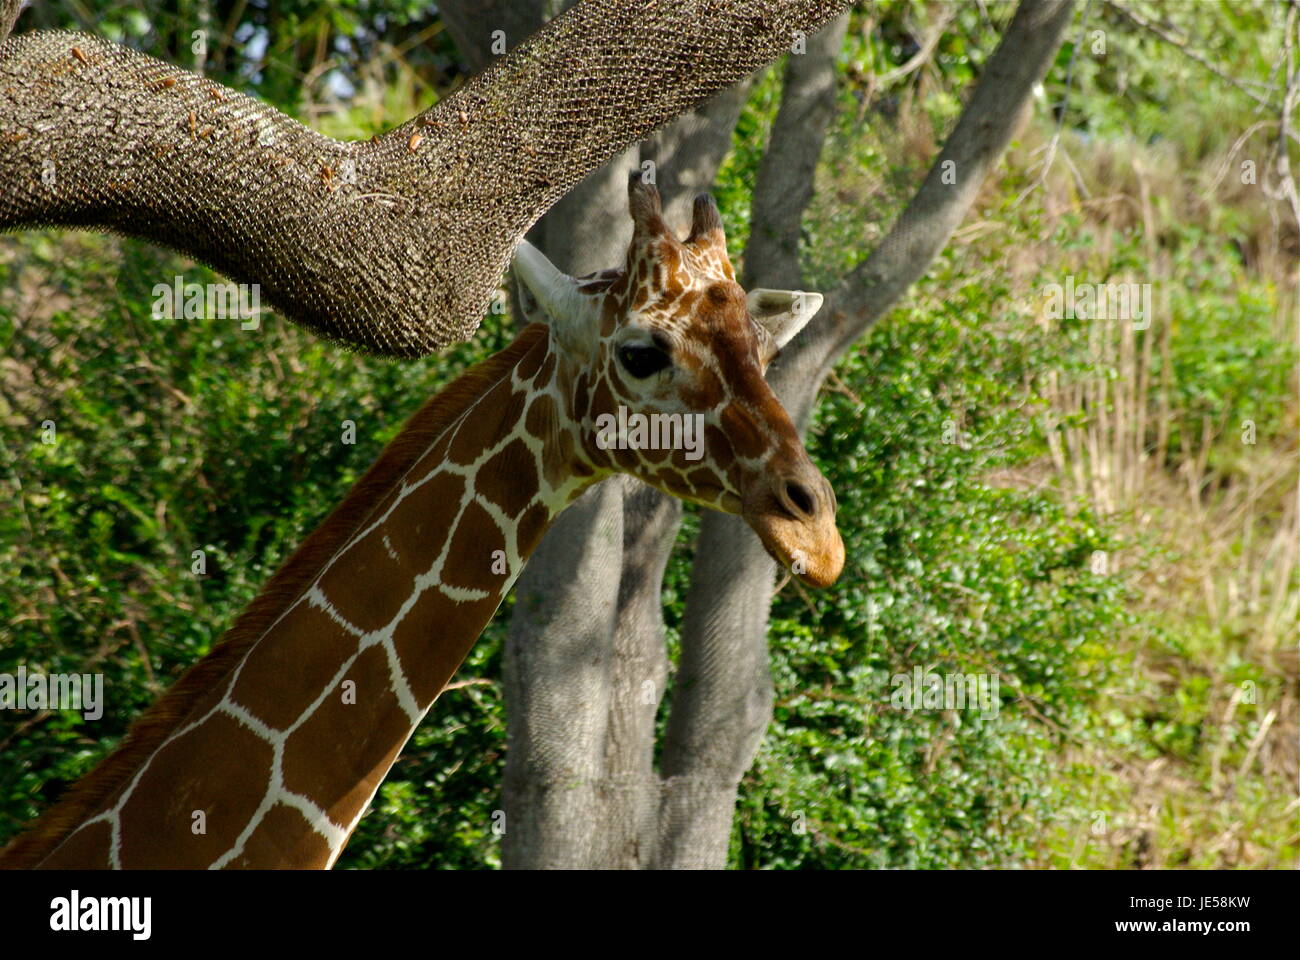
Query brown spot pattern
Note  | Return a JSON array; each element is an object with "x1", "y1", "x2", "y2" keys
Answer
[
  {"x1": 118, "y1": 712, "x2": 274, "y2": 868},
  {"x1": 280, "y1": 645, "x2": 409, "y2": 830},
  {"x1": 230, "y1": 603, "x2": 360, "y2": 730}
]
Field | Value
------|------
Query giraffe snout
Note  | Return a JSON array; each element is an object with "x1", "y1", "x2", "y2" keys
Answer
[{"x1": 742, "y1": 463, "x2": 844, "y2": 588}]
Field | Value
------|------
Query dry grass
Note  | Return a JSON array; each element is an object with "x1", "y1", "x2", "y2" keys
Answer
[{"x1": 1013, "y1": 114, "x2": 1300, "y2": 866}]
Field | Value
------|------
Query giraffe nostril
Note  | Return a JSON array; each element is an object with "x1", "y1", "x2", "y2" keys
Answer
[{"x1": 783, "y1": 480, "x2": 816, "y2": 519}]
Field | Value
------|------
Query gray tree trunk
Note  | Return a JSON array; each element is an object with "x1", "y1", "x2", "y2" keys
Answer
[
  {"x1": 660, "y1": 0, "x2": 1075, "y2": 868},
  {"x1": 653, "y1": 12, "x2": 850, "y2": 868},
  {"x1": 502, "y1": 79, "x2": 758, "y2": 873}
]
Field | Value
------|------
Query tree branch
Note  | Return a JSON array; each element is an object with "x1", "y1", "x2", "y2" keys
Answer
[
  {"x1": 0, "y1": 1, "x2": 23, "y2": 47},
  {"x1": 821, "y1": 0, "x2": 1075, "y2": 364},
  {"x1": 0, "y1": 0, "x2": 849, "y2": 356},
  {"x1": 744, "y1": 13, "x2": 850, "y2": 290},
  {"x1": 1104, "y1": 0, "x2": 1280, "y2": 109}
]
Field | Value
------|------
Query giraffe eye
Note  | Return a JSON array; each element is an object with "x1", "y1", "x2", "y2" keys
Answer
[{"x1": 617, "y1": 343, "x2": 671, "y2": 379}]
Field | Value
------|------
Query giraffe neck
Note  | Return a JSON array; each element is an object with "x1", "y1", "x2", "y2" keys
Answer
[{"x1": 18, "y1": 324, "x2": 597, "y2": 869}]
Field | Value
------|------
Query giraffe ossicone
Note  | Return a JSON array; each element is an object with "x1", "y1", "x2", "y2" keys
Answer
[{"x1": 1, "y1": 176, "x2": 842, "y2": 870}]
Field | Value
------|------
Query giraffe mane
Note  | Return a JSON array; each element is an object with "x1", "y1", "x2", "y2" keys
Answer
[{"x1": 0, "y1": 324, "x2": 549, "y2": 869}]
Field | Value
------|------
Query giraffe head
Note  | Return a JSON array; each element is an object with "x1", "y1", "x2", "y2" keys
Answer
[{"x1": 513, "y1": 177, "x2": 843, "y2": 587}]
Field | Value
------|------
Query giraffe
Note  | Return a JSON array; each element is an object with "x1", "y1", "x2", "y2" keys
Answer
[{"x1": 1, "y1": 177, "x2": 844, "y2": 869}]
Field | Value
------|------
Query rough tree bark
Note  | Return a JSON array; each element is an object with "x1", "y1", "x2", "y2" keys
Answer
[{"x1": 0, "y1": 1, "x2": 22, "y2": 46}]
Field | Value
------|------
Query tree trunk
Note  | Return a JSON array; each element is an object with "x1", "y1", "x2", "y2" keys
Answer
[
  {"x1": 500, "y1": 84, "x2": 756, "y2": 867},
  {"x1": 659, "y1": 0, "x2": 1075, "y2": 869},
  {"x1": 502, "y1": 11, "x2": 847, "y2": 870},
  {"x1": 655, "y1": 10, "x2": 850, "y2": 869}
]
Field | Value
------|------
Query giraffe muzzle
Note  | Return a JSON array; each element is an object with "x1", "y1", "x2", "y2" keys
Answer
[{"x1": 742, "y1": 467, "x2": 844, "y2": 588}]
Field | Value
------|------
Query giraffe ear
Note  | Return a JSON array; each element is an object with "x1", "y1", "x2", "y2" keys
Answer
[
  {"x1": 512, "y1": 239, "x2": 590, "y2": 341},
  {"x1": 746, "y1": 289, "x2": 824, "y2": 349}
]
